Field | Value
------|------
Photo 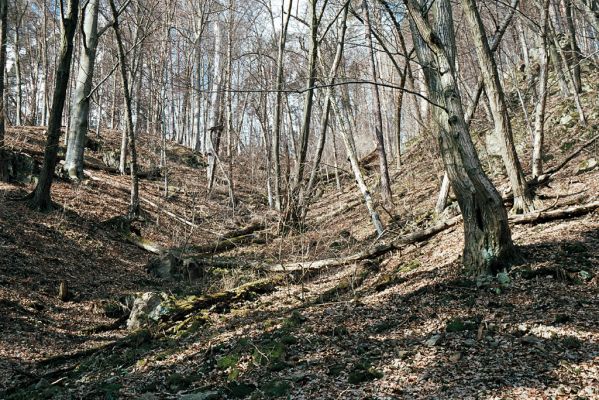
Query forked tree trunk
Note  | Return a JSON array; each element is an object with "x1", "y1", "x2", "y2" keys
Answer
[
  {"x1": 283, "y1": 0, "x2": 319, "y2": 229},
  {"x1": 405, "y1": 0, "x2": 516, "y2": 276},
  {"x1": 30, "y1": 0, "x2": 79, "y2": 211},
  {"x1": 462, "y1": 0, "x2": 536, "y2": 214},
  {"x1": 303, "y1": 4, "x2": 349, "y2": 216},
  {"x1": 63, "y1": 0, "x2": 100, "y2": 180}
]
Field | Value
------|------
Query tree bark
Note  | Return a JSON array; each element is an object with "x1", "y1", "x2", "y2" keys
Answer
[
  {"x1": 405, "y1": 0, "x2": 516, "y2": 276},
  {"x1": 0, "y1": 0, "x2": 6, "y2": 182},
  {"x1": 363, "y1": 0, "x2": 393, "y2": 207},
  {"x1": 271, "y1": 0, "x2": 293, "y2": 212},
  {"x1": 63, "y1": 0, "x2": 100, "y2": 181},
  {"x1": 283, "y1": 0, "x2": 319, "y2": 229},
  {"x1": 29, "y1": 0, "x2": 79, "y2": 211},
  {"x1": 110, "y1": 0, "x2": 140, "y2": 219},
  {"x1": 462, "y1": 0, "x2": 535, "y2": 214},
  {"x1": 533, "y1": 0, "x2": 551, "y2": 179}
]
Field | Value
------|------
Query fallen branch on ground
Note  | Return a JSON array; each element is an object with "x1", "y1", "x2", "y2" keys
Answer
[{"x1": 268, "y1": 200, "x2": 599, "y2": 273}]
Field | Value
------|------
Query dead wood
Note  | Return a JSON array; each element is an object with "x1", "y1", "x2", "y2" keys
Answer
[
  {"x1": 510, "y1": 201, "x2": 599, "y2": 224},
  {"x1": 159, "y1": 276, "x2": 284, "y2": 327},
  {"x1": 269, "y1": 199, "x2": 599, "y2": 273}
]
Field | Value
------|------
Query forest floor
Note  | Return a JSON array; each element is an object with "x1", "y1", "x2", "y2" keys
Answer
[{"x1": 0, "y1": 90, "x2": 598, "y2": 398}]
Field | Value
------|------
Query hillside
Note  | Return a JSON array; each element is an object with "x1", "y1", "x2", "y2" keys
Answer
[{"x1": 1, "y1": 89, "x2": 598, "y2": 398}]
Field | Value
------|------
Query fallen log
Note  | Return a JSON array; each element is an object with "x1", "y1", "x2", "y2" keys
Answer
[
  {"x1": 268, "y1": 199, "x2": 599, "y2": 273},
  {"x1": 267, "y1": 217, "x2": 462, "y2": 272},
  {"x1": 510, "y1": 201, "x2": 599, "y2": 225},
  {"x1": 159, "y1": 276, "x2": 284, "y2": 327},
  {"x1": 185, "y1": 233, "x2": 267, "y2": 256}
]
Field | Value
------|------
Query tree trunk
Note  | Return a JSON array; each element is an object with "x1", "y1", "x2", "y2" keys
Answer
[
  {"x1": 30, "y1": 0, "x2": 79, "y2": 211},
  {"x1": 533, "y1": 0, "x2": 550, "y2": 179},
  {"x1": 564, "y1": 0, "x2": 582, "y2": 93},
  {"x1": 0, "y1": 0, "x2": 6, "y2": 182},
  {"x1": 63, "y1": 0, "x2": 100, "y2": 180},
  {"x1": 462, "y1": 0, "x2": 535, "y2": 214},
  {"x1": 207, "y1": 18, "x2": 224, "y2": 193},
  {"x1": 332, "y1": 93, "x2": 384, "y2": 236},
  {"x1": 283, "y1": 0, "x2": 319, "y2": 229},
  {"x1": 271, "y1": 0, "x2": 293, "y2": 212},
  {"x1": 110, "y1": 0, "x2": 139, "y2": 218},
  {"x1": 363, "y1": 0, "x2": 393, "y2": 207},
  {"x1": 303, "y1": 4, "x2": 349, "y2": 216},
  {"x1": 405, "y1": 0, "x2": 516, "y2": 276}
]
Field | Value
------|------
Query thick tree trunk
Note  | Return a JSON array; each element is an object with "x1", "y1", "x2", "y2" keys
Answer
[
  {"x1": 405, "y1": 0, "x2": 516, "y2": 276},
  {"x1": 462, "y1": 0, "x2": 535, "y2": 214},
  {"x1": 63, "y1": 0, "x2": 100, "y2": 180},
  {"x1": 30, "y1": 0, "x2": 79, "y2": 211}
]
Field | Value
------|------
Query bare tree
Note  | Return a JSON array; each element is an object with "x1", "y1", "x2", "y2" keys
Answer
[
  {"x1": 462, "y1": 0, "x2": 536, "y2": 214},
  {"x1": 405, "y1": 0, "x2": 516, "y2": 275},
  {"x1": 29, "y1": 0, "x2": 79, "y2": 211},
  {"x1": 109, "y1": 0, "x2": 140, "y2": 218}
]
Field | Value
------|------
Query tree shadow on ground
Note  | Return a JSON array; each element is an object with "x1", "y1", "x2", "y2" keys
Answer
[{"x1": 2, "y1": 225, "x2": 598, "y2": 399}]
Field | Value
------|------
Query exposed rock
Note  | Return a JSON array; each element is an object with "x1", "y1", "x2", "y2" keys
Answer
[
  {"x1": 559, "y1": 114, "x2": 574, "y2": 127},
  {"x1": 146, "y1": 252, "x2": 204, "y2": 281},
  {"x1": 485, "y1": 131, "x2": 502, "y2": 157},
  {"x1": 126, "y1": 292, "x2": 167, "y2": 330},
  {"x1": 3, "y1": 151, "x2": 39, "y2": 184},
  {"x1": 146, "y1": 252, "x2": 178, "y2": 279},
  {"x1": 575, "y1": 158, "x2": 597, "y2": 175},
  {"x1": 102, "y1": 149, "x2": 121, "y2": 169},
  {"x1": 180, "y1": 392, "x2": 220, "y2": 400},
  {"x1": 424, "y1": 334, "x2": 443, "y2": 347}
]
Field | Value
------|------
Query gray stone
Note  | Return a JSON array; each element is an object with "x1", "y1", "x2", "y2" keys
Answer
[
  {"x1": 560, "y1": 114, "x2": 574, "y2": 126},
  {"x1": 180, "y1": 391, "x2": 221, "y2": 400},
  {"x1": 126, "y1": 292, "x2": 165, "y2": 330},
  {"x1": 575, "y1": 158, "x2": 597, "y2": 175},
  {"x1": 424, "y1": 334, "x2": 442, "y2": 347},
  {"x1": 485, "y1": 132, "x2": 502, "y2": 156},
  {"x1": 5, "y1": 152, "x2": 39, "y2": 184},
  {"x1": 102, "y1": 149, "x2": 121, "y2": 169},
  {"x1": 146, "y1": 253, "x2": 179, "y2": 279}
]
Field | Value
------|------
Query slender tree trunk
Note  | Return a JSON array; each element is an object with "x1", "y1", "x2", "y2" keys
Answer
[
  {"x1": 207, "y1": 18, "x2": 224, "y2": 193},
  {"x1": 533, "y1": 0, "x2": 551, "y2": 179},
  {"x1": 564, "y1": 0, "x2": 582, "y2": 93},
  {"x1": 0, "y1": 0, "x2": 7, "y2": 182},
  {"x1": 332, "y1": 94, "x2": 384, "y2": 236},
  {"x1": 462, "y1": 0, "x2": 535, "y2": 213},
  {"x1": 110, "y1": 0, "x2": 139, "y2": 218},
  {"x1": 405, "y1": 0, "x2": 516, "y2": 276},
  {"x1": 303, "y1": 4, "x2": 349, "y2": 215},
  {"x1": 363, "y1": 0, "x2": 393, "y2": 207},
  {"x1": 14, "y1": 25, "x2": 23, "y2": 126},
  {"x1": 30, "y1": 0, "x2": 79, "y2": 211},
  {"x1": 271, "y1": 0, "x2": 293, "y2": 212},
  {"x1": 283, "y1": 0, "x2": 319, "y2": 228},
  {"x1": 63, "y1": 0, "x2": 100, "y2": 180}
]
